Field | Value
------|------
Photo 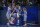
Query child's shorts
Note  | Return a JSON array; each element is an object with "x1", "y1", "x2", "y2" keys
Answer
[
  {"x1": 6, "y1": 13, "x2": 11, "y2": 19},
  {"x1": 24, "y1": 15, "x2": 27, "y2": 21}
]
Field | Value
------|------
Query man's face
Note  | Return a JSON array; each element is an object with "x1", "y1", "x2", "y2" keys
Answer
[{"x1": 9, "y1": 5, "x2": 11, "y2": 7}]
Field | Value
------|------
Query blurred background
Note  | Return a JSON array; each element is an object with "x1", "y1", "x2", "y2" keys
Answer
[{"x1": 0, "y1": 0, "x2": 40, "y2": 7}]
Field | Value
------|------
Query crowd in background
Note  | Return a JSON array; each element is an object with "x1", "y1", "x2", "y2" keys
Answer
[
  {"x1": 0, "y1": 0, "x2": 40, "y2": 7},
  {"x1": 0, "y1": 0, "x2": 12, "y2": 7}
]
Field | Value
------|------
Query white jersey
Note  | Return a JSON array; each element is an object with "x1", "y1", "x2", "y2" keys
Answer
[
  {"x1": 6, "y1": 7, "x2": 11, "y2": 19},
  {"x1": 24, "y1": 11, "x2": 27, "y2": 17},
  {"x1": 7, "y1": 7, "x2": 11, "y2": 14},
  {"x1": 24, "y1": 11, "x2": 27, "y2": 21}
]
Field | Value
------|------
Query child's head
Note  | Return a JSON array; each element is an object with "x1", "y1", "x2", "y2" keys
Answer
[
  {"x1": 18, "y1": 6, "x2": 21, "y2": 10},
  {"x1": 23, "y1": 8, "x2": 27, "y2": 11},
  {"x1": 11, "y1": 6, "x2": 14, "y2": 9},
  {"x1": 15, "y1": 5, "x2": 18, "y2": 8}
]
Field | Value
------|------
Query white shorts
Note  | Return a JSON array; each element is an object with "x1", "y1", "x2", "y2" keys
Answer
[
  {"x1": 17, "y1": 13, "x2": 19, "y2": 17},
  {"x1": 6, "y1": 13, "x2": 11, "y2": 19},
  {"x1": 24, "y1": 15, "x2": 27, "y2": 21}
]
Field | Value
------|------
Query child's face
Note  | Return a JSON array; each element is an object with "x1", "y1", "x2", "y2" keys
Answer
[
  {"x1": 23, "y1": 8, "x2": 27, "y2": 11},
  {"x1": 19, "y1": 7, "x2": 21, "y2": 10}
]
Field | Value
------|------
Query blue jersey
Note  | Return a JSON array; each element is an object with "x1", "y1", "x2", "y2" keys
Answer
[
  {"x1": 11, "y1": 8, "x2": 17, "y2": 13},
  {"x1": 16, "y1": 9, "x2": 22, "y2": 13},
  {"x1": 16, "y1": 8, "x2": 19, "y2": 13}
]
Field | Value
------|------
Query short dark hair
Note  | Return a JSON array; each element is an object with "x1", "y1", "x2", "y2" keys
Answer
[{"x1": 8, "y1": 3, "x2": 11, "y2": 6}]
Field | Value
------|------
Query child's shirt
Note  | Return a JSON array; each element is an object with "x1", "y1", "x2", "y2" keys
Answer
[
  {"x1": 24, "y1": 11, "x2": 27, "y2": 21},
  {"x1": 24, "y1": 11, "x2": 27, "y2": 17},
  {"x1": 7, "y1": 7, "x2": 11, "y2": 14},
  {"x1": 6, "y1": 7, "x2": 11, "y2": 18},
  {"x1": 24, "y1": 11, "x2": 27, "y2": 15}
]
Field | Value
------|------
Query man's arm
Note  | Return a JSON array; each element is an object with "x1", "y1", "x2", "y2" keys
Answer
[
  {"x1": 11, "y1": 8, "x2": 16, "y2": 15},
  {"x1": 11, "y1": 7, "x2": 13, "y2": 10}
]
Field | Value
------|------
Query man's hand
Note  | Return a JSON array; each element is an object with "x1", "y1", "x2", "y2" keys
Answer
[{"x1": 11, "y1": 13, "x2": 14, "y2": 17}]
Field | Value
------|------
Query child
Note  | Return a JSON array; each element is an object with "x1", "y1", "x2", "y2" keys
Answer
[
  {"x1": 23, "y1": 8, "x2": 27, "y2": 26},
  {"x1": 6, "y1": 4, "x2": 14, "y2": 26}
]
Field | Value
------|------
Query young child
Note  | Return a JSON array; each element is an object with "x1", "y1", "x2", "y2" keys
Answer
[
  {"x1": 23, "y1": 8, "x2": 27, "y2": 26},
  {"x1": 6, "y1": 4, "x2": 14, "y2": 26}
]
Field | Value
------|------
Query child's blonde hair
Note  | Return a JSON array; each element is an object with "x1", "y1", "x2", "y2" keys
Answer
[{"x1": 23, "y1": 8, "x2": 27, "y2": 11}]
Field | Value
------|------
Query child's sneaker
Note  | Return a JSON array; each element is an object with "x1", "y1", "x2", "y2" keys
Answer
[
  {"x1": 7, "y1": 23, "x2": 10, "y2": 26},
  {"x1": 10, "y1": 21, "x2": 14, "y2": 24},
  {"x1": 24, "y1": 24, "x2": 27, "y2": 26}
]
